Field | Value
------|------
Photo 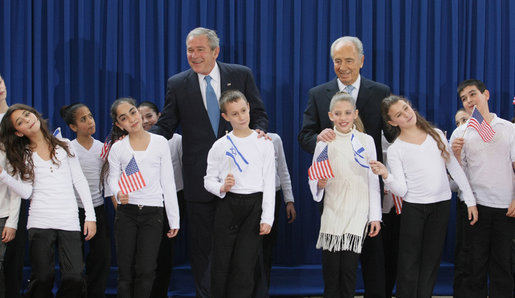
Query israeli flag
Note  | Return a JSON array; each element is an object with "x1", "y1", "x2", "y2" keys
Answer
[
  {"x1": 351, "y1": 133, "x2": 369, "y2": 169},
  {"x1": 225, "y1": 135, "x2": 249, "y2": 172},
  {"x1": 53, "y1": 127, "x2": 62, "y2": 139}
]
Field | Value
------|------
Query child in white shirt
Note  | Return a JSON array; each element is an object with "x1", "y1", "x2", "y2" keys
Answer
[
  {"x1": 309, "y1": 91, "x2": 381, "y2": 298},
  {"x1": 370, "y1": 95, "x2": 476, "y2": 298},
  {"x1": 204, "y1": 90, "x2": 275, "y2": 298},
  {"x1": 0, "y1": 104, "x2": 96, "y2": 297},
  {"x1": 106, "y1": 98, "x2": 179, "y2": 298},
  {"x1": 450, "y1": 79, "x2": 515, "y2": 297},
  {"x1": 60, "y1": 102, "x2": 111, "y2": 298}
]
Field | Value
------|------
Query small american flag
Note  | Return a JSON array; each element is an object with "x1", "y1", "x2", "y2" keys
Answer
[
  {"x1": 392, "y1": 193, "x2": 403, "y2": 215},
  {"x1": 512, "y1": 96, "x2": 515, "y2": 105},
  {"x1": 118, "y1": 156, "x2": 146, "y2": 194},
  {"x1": 467, "y1": 106, "x2": 495, "y2": 142},
  {"x1": 100, "y1": 131, "x2": 112, "y2": 160},
  {"x1": 308, "y1": 144, "x2": 335, "y2": 180}
]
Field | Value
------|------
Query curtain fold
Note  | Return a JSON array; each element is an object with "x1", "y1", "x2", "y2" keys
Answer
[{"x1": 1, "y1": 0, "x2": 514, "y2": 267}]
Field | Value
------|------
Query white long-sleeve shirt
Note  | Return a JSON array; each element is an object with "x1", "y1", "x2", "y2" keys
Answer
[
  {"x1": 204, "y1": 131, "x2": 276, "y2": 226},
  {"x1": 168, "y1": 134, "x2": 183, "y2": 192},
  {"x1": 71, "y1": 139, "x2": 105, "y2": 207},
  {"x1": 0, "y1": 140, "x2": 96, "y2": 231},
  {"x1": 308, "y1": 129, "x2": 382, "y2": 222},
  {"x1": 450, "y1": 114, "x2": 515, "y2": 208},
  {"x1": 0, "y1": 151, "x2": 20, "y2": 229},
  {"x1": 108, "y1": 133, "x2": 179, "y2": 229},
  {"x1": 384, "y1": 130, "x2": 475, "y2": 207},
  {"x1": 269, "y1": 133, "x2": 294, "y2": 204}
]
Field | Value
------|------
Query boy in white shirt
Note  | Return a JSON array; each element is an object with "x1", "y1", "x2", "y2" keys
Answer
[
  {"x1": 204, "y1": 90, "x2": 275, "y2": 298},
  {"x1": 450, "y1": 79, "x2": 515, "y2": 297}
]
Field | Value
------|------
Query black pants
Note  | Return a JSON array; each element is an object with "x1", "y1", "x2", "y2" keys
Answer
[
  {"x1": 115, "y1": 204, "x2": 163, "y2": 298},
  {"x1": 79, "y1": 204, "x2": 111, "y2": 298},
  {"x1": 396, "y1": 200, "x2": 450, "y2": 298},
  {"x1": 253, "y1": 190, "x2": 282, "y2": 298},
  {"x1": 453, "y1": 200, "x2": 471, "y2": 298},
  {"x1": 186, "y1": 200, "x2": 217, "y2": 298},
  {"x1": 211, "y1": 192, "x2": 262, "y2": 298},
  {"x1": 320, "y1": 197, "x2": 386, "y2": 298},
  {"x1": 322, "y1": 249, "x2": 360, "y2": 298},
  {"x1": 382, "y1": 207, "x2": 401, "y2": 298},
  {"x1": 24, "y1": 228, "x2": 85, "y2": 298},
  {"x1": 150, "y1": 190, "x2": 185, "y2": 298},
  {"x1": 0, "y1": 217, "x2": 7, "y2": 298},
  {"x1": 462, "y1": 204, "x2": 515, "y2": 298},
  {"x1": 4, "y1": 199, "x2": 28, "y2": 298},
  {"x1": 360, "y1": 228, "x2": 386, "y2": 298}
]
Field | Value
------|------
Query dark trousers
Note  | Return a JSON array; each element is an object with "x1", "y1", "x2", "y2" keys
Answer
[
  {"x1": 0, "y1": 217, "x2": 7, "y2": 298},
  {"x1": 253, "y1": 190, "x2": 282, "y2": 298},
  {"x1": 382, "y1": 207, "x2": 401, "y2": 298},
  {"x1": 24, "y1": 228, "x2": 85, "y2": 298},
  {"x1": 115, "y1": 204, "x2": 163, "y2": 298},
  {"x1": 186, "y1": 200, "x2": 217, "y2": 298},
  {"x1": 150, "y1": 190, "x2": 185, "y2": 298},
  {"x1": 453, "y1": 200, "x2": 471, "y2": 298},
  {"x1": 79, "y1": 204, "x2": 111, "y2": 298},
  {"x1": 360, "y1": 230, "x2": 386, "y2": 298},
  {"x1": 4, "y1": 199, "x2": 28, "y2": 298},
  {"x1": 322, "y1": 249, "x2": 360, "y2": 298},
  {"x1": 320, "y1": 198, "x2": 386, "y2": 298},
  {"x1": 396, "y1": 200, "x2": 450, "y2": 298},
  {"x1": 462, "y1": 204, "x2": 515, "y2": 298},
  {"x1": 211, "y1": 192, "x2": 262, "y2": 298}
]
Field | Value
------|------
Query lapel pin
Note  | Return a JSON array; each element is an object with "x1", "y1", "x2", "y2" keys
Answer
[{"x1": 227, "y1": 83, "x2": 232, "y2": 86}]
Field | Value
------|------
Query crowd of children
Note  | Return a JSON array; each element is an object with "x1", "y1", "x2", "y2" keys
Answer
[{"x1": 0, "y1": 71, "x2": 513, "y2": 298}]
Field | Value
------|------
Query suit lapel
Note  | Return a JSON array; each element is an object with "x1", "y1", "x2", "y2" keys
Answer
[
  {"x1": 325, "y1": 78, "x2": 340, "y2": 105},
  {"x1": 356, "y1": 77, "x2": 371, "y2": 112}
]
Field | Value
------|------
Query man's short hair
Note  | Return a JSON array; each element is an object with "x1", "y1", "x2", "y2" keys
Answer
[
  {"x1": 457, "y1": 79, "x2": 487, "y2": 95},
  {"x1": 186, "y1": 27, "x2": 220, "y2": 50},
  {"x1": 330, "y1": 36, "x2": 364, "y2": 59},
  {"x1": 219, "y1": 90, "x2": 248, "y2": 113}
]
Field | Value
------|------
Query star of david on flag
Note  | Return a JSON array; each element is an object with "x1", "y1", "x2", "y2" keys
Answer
[
  {"x1": 118, "y1": 156, "x2": 146, "y2": 194},
  {"x1": 351, "y1": 133, "x2": 369, "y2": 168},
  {"x1": 225, "y1": 135, "x2": 249, "y2": 172}
]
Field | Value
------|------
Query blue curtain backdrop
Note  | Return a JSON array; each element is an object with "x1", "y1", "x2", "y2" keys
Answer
[{"x1": 1, "y1": 0, "x2": 514, "y2": 268}]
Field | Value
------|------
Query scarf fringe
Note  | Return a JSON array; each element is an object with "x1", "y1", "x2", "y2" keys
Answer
[{"x1": 316, "y1": 232, "x2": 364, "y2": 254}]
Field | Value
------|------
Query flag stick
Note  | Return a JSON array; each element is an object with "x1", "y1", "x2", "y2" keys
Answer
[{"x1": 226, "y1": 130, "x2": 232, "y2": 174}]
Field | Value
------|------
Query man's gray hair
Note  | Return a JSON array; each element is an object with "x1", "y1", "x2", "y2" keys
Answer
[
  {"x1": 186, "y1": 27, "x2": 220, "y2": 50},
  {"x1": 330, "y1": 36, "x2": 364, "y2": 59}
]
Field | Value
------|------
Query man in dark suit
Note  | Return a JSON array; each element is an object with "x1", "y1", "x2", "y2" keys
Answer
[
  {"x1": 151, "y1": 27, "x2": 268, "y2": 298},
  {"x1": 298, "y1": 36, "x2": 392, "y2": 298}
]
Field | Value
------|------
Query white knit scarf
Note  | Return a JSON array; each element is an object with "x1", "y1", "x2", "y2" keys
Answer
[{"x1": 316, "y1": 129, "x2": 370, "y2": 254}]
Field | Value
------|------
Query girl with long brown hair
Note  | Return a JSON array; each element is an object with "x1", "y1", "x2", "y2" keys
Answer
[
  {"x1": 0, "y1": 104, "x2": 96, "y2": 297},
  {"x1": 369, "y1": 95, "x2": 477, "y2": 298}
]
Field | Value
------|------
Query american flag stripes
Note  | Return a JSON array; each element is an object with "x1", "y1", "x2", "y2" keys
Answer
[
  {"x1": 308, "y1": 144, "x2": 335, "y2": 180},
  {"x1": 118, "y1": 156, "x2": 146, "y2": 194},
  {"x1": 467, "y1": 106, "x2": 495, "y2": 142},
  {"x1": 392, "y1": 193, "x2": 403, "y2": 215},
  {"x1": 100, "y1": 131, "x2": 112, "y2": 160}
]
